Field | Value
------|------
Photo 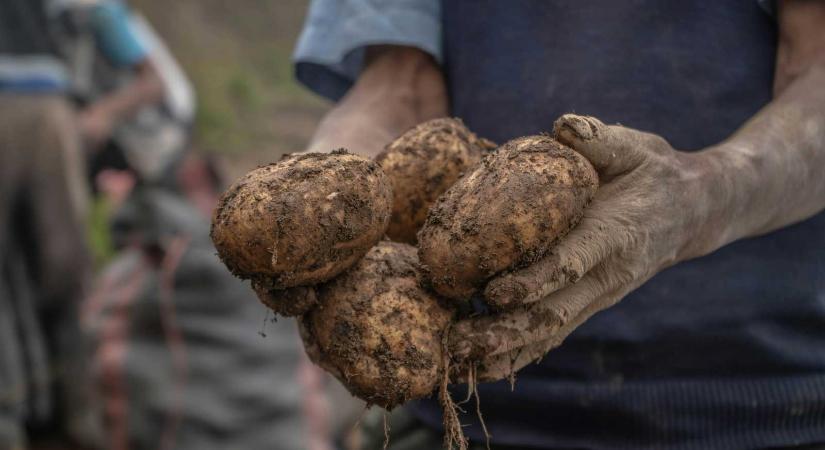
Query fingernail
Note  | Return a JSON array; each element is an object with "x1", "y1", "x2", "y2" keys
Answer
[
  {"x1": 554, "y1": 115, "x2": 596, "y2": 141},
  {"x1": 484, "y1": 277, "x2": 527, "y2": 310}
]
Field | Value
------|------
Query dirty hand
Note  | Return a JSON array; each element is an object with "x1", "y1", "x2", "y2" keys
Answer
[
  {"x1": 250, "y1": 46, "x2": 447, "y2": 315},
  {"x1": 449, "y1": 113, "x2": 724, "y2": 382}
]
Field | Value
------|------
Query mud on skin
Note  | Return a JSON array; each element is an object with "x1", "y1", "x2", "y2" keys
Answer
[
  {"x1": 418, "y1": 135, "x2": 598, "y2": 305},
  {"x1": 376, "y1": 117, "x2": 496, "y2": 244},
  {"x1": 210, "y1": 150, "x2": 392, "y2": 316},
  {"x1": 304, "y1": 242, "x2": 453, "y2": 410}
]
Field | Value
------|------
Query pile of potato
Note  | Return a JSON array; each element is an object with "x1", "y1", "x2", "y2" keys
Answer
[{"x1": 210, "y1": 118, "x2": 598, "y2": 410}]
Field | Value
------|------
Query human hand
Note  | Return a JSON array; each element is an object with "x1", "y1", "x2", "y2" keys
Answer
[
  {"x1": 448, "y1": 114, "x2": 723, "y2": 382},
  {"x1": 78, "y1": 106, "x2": 114, "y2": 150},
  {"x1": 245, "y1": 47, "x2": 447, "y2": 316}
]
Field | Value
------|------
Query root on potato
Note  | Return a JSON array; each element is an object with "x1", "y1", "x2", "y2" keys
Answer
[
  {"x1": 376, "y1": 118, "x2": 495, "y2": 244},
  {"x1": 303, "y1": 241, "x2": 453, "y2": 410},
  {"x1": 211, "y1": 150, "x2": 392, "y2": 315},
  {"x1": 418, "y1": 136, "x2": 598, "y2": 303}
]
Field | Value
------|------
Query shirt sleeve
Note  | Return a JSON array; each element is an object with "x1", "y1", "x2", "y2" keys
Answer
[
  {"x1": 90, "y1": 1, "x2": 150, "y2": 67},
  {"x1": 293, "y1": 0, "x2": 441, "y2": 102}
]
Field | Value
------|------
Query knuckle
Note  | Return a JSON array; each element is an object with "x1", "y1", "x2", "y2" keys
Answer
[
  {"x1": 643, "y1": 132, "x2": 672, "y2": 152},
  {"x1": 555, "y1": 114, "x2": 603, "y2": 140}
]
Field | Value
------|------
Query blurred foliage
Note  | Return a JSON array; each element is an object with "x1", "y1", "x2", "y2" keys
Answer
[
  {"x1": 130, "y1": 0, "x2": 329, "y2": 174},
  {"x1": 87, "y1": 196, "x2": 115, "y2": 267}
]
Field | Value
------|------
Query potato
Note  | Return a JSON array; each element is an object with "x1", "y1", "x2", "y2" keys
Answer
[
  {"x1": 304, "y1": 241, "x2": 453, "y2": 409},
  {"x1": 418, "y1": 136, "x2": 598, "y2": 302},
  {"x1": 210, "y1": 150, "x2": 392, "y2": 313},
  {"x1": 376, "y1": 118, "x2": 495, "y2": 244}
]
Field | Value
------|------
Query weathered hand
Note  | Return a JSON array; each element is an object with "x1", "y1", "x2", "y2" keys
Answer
[{"x1": 449, "y1": 114, "x2": 721, "y2": 382}]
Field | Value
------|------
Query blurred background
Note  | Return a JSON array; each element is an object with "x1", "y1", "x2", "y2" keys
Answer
[
  {"x1": 86, "y1": 0, "x2": 330, "y2": 264},
  {"x1": 132, "y1": 0, "x2": 325, "y2": 176},
  {"x1": 0, "y1": 1, "x2": 358, "y2": 449}
]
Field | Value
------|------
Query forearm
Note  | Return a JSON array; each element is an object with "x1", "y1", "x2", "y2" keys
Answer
[
  {"x1": 701, "y1": 61, "x2": 825, "y2": 252},
  {"x1": 86, "y1": 60, "x2": 164, "y2": 122},
  {"x1": 306, "y1": 46, "x2": 448, "y2": 157}
]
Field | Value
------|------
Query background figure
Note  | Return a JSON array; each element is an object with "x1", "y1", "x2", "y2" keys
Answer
[
  {"x1": 0, "y1": 95, "x2": 95, "y2": 449},
  {"x1": 76, "y1": 5, "x2": 322, "y2": 449},
  {"x1": 82, "y1": 155, "x2": 324, "y2": 450},
  {"x1": 1, "y1": 0, "x2": 162, "y2": 447}
]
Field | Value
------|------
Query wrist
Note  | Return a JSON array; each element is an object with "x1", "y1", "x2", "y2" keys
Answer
[
  {"x1": 309, "y1": 46, "x2": 448, "y2": 158},
  {"x1": 681, "y1": 145, "x2": 755, "y2": 258},
  {"x1": 358, "y1": 46, "x2": 448, "y2": 131}
]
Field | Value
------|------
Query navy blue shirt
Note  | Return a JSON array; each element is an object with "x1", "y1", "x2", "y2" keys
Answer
[{"x1": 295, "y1": 1, "x2": 825, "y2": 448}]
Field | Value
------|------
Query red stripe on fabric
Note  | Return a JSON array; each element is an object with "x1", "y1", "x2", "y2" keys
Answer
[
  {"x1": 158, "y1": 236, "x2": 191, "y2": 450},
  {"x1": 80, "y1": 261, "x2": 123, "y2": 329},
  {"x1": 298, "y1": 338, "x2": 333, "y2": 450},
  {"x1": 97, "y1": 257, "x2": 148, "y2": 450}
]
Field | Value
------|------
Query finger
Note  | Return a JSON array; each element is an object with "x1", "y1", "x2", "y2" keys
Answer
[
  {"x1": 484, "y1": 196, "x2": 620, "y2": 310},
  {"x1": 252, "y1": 281, "x2": 318, "y2": 317},
  {"x1": 472, "y1": 292, "x2": 609, "y2": 383},
  {"x1": 553, "y1": 114, "x2": 653, "y2": 180},
  {"x1": 451, "y1": 265, "x2": 612, "y2": 361},
  {"x1": 451, "y1": 338, "x2": 547, "y2": 384}
]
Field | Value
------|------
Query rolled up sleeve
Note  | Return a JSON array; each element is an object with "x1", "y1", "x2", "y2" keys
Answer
[{"x1": 293, "y1": 0, "x2": 441, "y2": 102}]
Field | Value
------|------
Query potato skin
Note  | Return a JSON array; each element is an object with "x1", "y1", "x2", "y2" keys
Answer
[
  {"x1": 210, "y1": 150, "x2": 392, "y2": 298},
  {"x1": 306, "y1": 242, "x2": 453, "y2": 410},
  {"x1": 376, "y1": 118, "x2": 495, "y2": 244},
  {"x1": 418, "y1": 136, "x2": 598, "y2": 302}
]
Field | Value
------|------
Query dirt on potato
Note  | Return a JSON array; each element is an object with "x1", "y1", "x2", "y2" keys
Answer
[
  {"x1": 376, "y1": 118, "x2": 495, "y2": 244},
  {"x1": 210, "y1": 150, "x2": 392, "y2": 313},
  {"x1": 418, "y1": 136, "x2": 598, "y2": 302},
  {"x1": 303, "y1": 241, "x2": 453, "y2": 410}
]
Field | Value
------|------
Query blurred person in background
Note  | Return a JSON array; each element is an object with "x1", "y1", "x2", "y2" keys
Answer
[
  {"x1": 71, "y1": 5, "x2": 321, "y2": 450},
  {"x1": 280, "y1": 0, "x2": 825, "y2": 449},
  {"x1": 82, "y1": 152, "x2": 325, "y2": 450},
  {"x1": 0, "y1": 0, "x2": 161, "y2": 447}
]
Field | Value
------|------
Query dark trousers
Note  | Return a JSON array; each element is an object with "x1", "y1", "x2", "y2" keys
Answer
[{"x1": 0, "y1": 94, "x2": 98, "y2": 449}]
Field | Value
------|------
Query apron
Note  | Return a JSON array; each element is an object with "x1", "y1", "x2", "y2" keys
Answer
[{"x1": 411, "y1": 2, "x2": 825, "y2": 449}]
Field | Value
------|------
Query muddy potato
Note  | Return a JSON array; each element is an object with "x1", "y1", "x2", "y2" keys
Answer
[
  {"x1": 305, "y1": 241, "x2": 453, "y2": 410},
  {"x1": 210, "y1": 150, "x2": 392, "y2": 313},
  {"x1": 418, "y1": 136, "x2": 598, "y2": 302},
  {"x1": 376, "y1": 118, "x2": 495, "y2": 244}
]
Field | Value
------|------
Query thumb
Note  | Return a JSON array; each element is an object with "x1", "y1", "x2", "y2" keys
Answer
[{"x1": 553, "y1": 114, "x2": 648, "y2": 180}]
